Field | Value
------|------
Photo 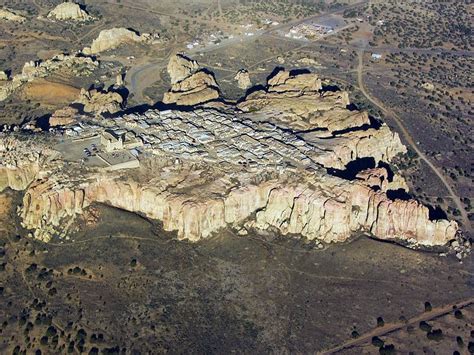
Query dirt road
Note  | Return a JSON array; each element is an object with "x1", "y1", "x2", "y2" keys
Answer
[
  {"x1": 318, "y1": 296, "x2": 474, "y2": 354},
  {"x1": 356, "y1": 50, "x2": 471, "y2": 233}
]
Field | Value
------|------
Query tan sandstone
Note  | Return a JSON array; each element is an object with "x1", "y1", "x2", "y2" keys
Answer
[
  {"x1": 47, "y1": 2, "x2": 91, "y2": 21},
  {"x1": 0, "y1": 8, "x2": 26, "y2": 22},
  {"x1": 234, "y1": 70, "x2": 252, "y2": 90},
  {"x1": 87, "y1": 28, "x2": 150, "y2": 54},
  {"x1": 76, "y1": 88, "x2": 124, "y2": 115},
  {"x1": 163, "y1": 55, "x2": 220, "y2": 106}
]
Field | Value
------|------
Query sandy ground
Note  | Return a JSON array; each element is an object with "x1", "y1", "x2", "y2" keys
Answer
[{"x1": 22, "y1": 79, "x2": 80, "y2": 107}]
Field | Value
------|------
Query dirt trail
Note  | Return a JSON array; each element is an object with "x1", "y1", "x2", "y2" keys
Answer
[
  {"x1": 356, "y1": 50, "x2": 471, "y2": 233},
  {"x1": 319, "y1": 296, "x2": 474, "y2": 354}
]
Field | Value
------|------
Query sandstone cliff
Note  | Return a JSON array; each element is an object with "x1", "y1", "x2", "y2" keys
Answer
[
  {"x1": 0, "y1": 137, "x2": 51, "y2": 192},
  {"x1": 234, "y1": 70, "x2": 252, "y2": 90},
  {"x1": 18, "y1": 168, "x2": 457, "y2": 246},
  {"x1": 0, "y1": 65, "x2": 461, "y2": 251}
]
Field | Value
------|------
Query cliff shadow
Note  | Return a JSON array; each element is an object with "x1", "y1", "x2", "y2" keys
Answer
[
  {"x1": 266, "y1": 66, "x2": 285, "y2": 82},
  {"x1": 327, "y1": 157, "x2": 376, "y2": 180}
]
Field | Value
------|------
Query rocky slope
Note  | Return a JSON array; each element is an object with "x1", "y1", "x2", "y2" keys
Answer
[{"x1": 0, "y1": 54, "x2": 98, "y2": 102}]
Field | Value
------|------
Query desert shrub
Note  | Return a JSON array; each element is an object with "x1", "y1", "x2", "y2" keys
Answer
[
  {"x1": 372, "y1": 336, "x2": 384, "y2": 347},
  {"x1": 454, "y1": 309, "x2": 463, "y2": 319},
  {"x1": 427, "y1": 328, "x2": 443, "y2": 341},
  {"x1": 419, "y1": 321, "x2": 432, "y2": 332}
]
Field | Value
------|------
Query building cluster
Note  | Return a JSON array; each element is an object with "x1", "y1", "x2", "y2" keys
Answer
[
  {"x1": 77, "y1": 108, "x2": 321, "y2": 173},
  {"x1": 285, "y1": 22, "x2": 333, "y2": 40},
  {"x1": 186, "y1": 31, "x2": 234, "y2": 49}
]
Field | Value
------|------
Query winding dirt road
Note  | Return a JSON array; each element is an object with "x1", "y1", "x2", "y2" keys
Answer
[{"x1": 356, "y1": 50, "x2": 471, "y2": 233}]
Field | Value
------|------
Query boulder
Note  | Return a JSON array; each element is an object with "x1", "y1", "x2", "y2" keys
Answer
[{"x1": 0, "y1": 71, "x2": 9, "y2": 81}]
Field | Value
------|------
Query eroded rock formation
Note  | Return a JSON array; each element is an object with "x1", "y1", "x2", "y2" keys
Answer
[
  {"x1": 86, "y1": 28, "x2": 152, "y2": 54},
  {"x1": 238, "y1": 69, "x2": 370, "y2": 133},
  {"x1": 49, "y1": 106, "x2": 79, "y2": 127},
  {"x1": 0, "y1": 66, "x2": 461, "y2": 250},
  {"x1": 234, "y1": 70, "x2": 252, "y2": 90},
  {"x1": 163, "y1": 54, "x2": 220, "y2": 106},
  {"x1": 167, "y1": 54, "x2": 199, "y2": 84},
  {"x1": 76, "y1": 88, "x2": 124, "y2": 115},
  {"x1": 47, "y1": 2, "x2": 91, "y2": 21},
  {"x1": 17, "y1": 165, "x2": 457, "y2": 246},
  {"x1": 0, "y1": 8, "x2": 26, "y2": 22}
]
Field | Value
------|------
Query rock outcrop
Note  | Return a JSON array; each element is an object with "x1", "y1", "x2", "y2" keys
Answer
[
  {"x1": 234, "y1": 70, "x2": 252, "y2": 90},
  {"x1": 267, "y1": 69, "x2": 322, "y2": 93},
  {"x1": 238, "y1": 69, "x2": 369, "y2": 133},
  {"x1": 49, "y1": 106, "x2": 79, "y2": 127},
  {"x1": 86, "y1": 28, "x2": 151, "y2": 54},
  {"x1": 47, "y1": 2, "x2": 91, "y2": 21},
  {"x1": 18, "y1": 167, "x2": 457, "y2": 246},
  {"x1": 0, "y1": 8, "x2": 26, "y2": 22},
  {"x1": 0, "y1": 137, "x2": 57, "y2": 192},
  {"x1": 163, "y1": 54, "x2": 220, "y2": 106},
  {"x1": 76, "y1": 88, "x2": 124, "y2": 115},
  {"x1": 0, "y1": 54, "x2": 99, "y2": 102},
  {"x1": 0, "y1": 65, "x2": 461, "y2": 250},
  {"x1": 167, "y1": 54, "x2": 199, "y2": 84},
  {"x1": 0, "y1": 71, "x2": 8, "y2": 81}
]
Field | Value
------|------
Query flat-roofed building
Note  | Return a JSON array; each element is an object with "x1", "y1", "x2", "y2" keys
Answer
[{"x1": 100, "y1": 130, "x2": 123, "y2": 152}]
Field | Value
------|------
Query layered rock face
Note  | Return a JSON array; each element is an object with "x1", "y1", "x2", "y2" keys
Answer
[
  {"x1": 47, "y1": 2, "x2": 91, "y2": 21},
  {"x1": 76, "y1": 88, "x2": 124, "y2": 115},
  {"x1": 0, "y1": 8, "x2": 26, "y2": 22},
  {"x1": 18, "y1": 167, "x2": 457, "y2": 246},
  {"x1": 86, "y1": 28, "x2": 150, "y2": 54},
  {"x1": 167, "y1": 54, "x2": 200, "y2": 84},
  {"x1": 163, "y1": 54, "x2": 220, "y2": 106}
]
